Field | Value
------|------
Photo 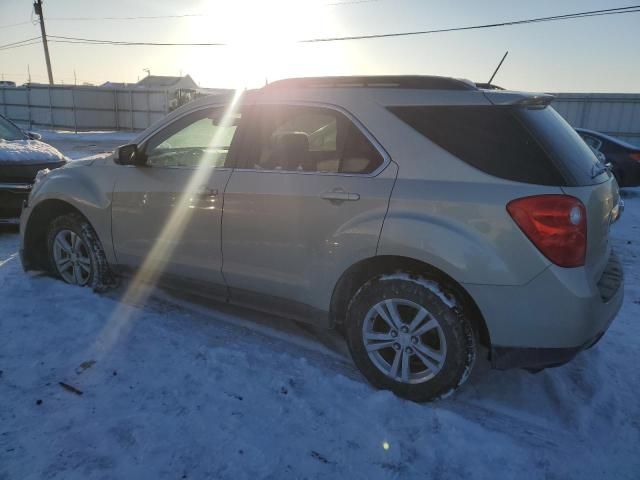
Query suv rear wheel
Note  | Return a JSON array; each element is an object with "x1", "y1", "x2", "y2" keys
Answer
[{"x1": 345, "y1": 274, "x2": 476, "y2": 402}]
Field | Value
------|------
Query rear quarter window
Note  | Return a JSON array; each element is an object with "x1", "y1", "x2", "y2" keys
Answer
[{"x1": 388, "y1": 105, "x2": 603, "y2": 186}]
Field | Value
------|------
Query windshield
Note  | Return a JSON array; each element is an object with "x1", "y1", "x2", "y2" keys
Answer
[{"x1": 0, "y1": 115, "x2": 25, "y2": 141}]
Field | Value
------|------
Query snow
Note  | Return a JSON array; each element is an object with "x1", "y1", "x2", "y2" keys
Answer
[
  {"x1": 36, "y1": 129, "x2": 137, "y2": 160},
  {"x1": 0, "y1": 130, "x2": 639, "y2": 479},
  {"x1": 0, "y1": 139, "x2": 66, "y2": 164},
  {"x1": 378, "y1": 273, "x2": 458, "y2": 308}
]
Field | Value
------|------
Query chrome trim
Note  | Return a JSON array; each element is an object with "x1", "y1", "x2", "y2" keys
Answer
[{"x1": 0, "y1": 182, "x2": 32, "y2": 190}]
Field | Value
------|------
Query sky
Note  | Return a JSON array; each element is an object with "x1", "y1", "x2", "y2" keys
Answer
[{"x1": 0, "y1": 0, "x2": 639, "y2": 92}]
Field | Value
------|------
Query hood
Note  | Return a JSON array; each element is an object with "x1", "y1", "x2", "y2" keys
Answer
[{"x1": 0, "y1": 139, "x2": 67, "y2": 166}]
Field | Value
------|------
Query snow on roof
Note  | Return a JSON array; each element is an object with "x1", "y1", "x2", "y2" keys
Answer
[{"x1": 0, "y1": 139, "x2": 66, "y2": 164}]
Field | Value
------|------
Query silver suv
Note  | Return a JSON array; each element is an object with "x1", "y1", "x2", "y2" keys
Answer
[{"x1": 20, "y1": 76, "x2": 624, "y2": 401}]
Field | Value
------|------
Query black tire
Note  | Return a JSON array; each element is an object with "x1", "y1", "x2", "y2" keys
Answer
[
  {"x1": 46, "y1": 213, "x2": 114, "y2": 291},
  {"x1": 345, "y1": 274, "x2": 476, "y2": 402}
]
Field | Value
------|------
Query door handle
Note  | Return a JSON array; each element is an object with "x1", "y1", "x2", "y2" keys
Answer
[
  {"x1": 196, "y1": 187, "x2": 218, "y2": 197},
  {"x1": 321, "y1": 189, "x2": 360, "y2": 203}
]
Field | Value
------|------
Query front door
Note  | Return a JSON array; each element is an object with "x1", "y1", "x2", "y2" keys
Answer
[
  {"x1": 111, "y1": 106, "x2": 242, "y2": 294},
  {"x1": 222, "y1": 104, "x2": 396, "y2": 320}
]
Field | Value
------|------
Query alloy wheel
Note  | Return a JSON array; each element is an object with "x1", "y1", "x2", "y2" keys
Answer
[
  {"x1": 52, "y1": 229, "x2": 92, "y2": 286},
  {"x1": 362, "y1": 298, "x2": 447, "y2": 384}
]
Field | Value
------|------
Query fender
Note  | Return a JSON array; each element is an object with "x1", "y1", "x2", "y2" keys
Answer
[
  {"x1": 24, "y1": 162, "x2": 118, "y2": 264},
  {"x1": 377, "y1": 194, "x2": 556, "y2": 287}
]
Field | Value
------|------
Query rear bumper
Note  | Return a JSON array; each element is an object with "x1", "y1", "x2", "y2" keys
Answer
[
  {"x1": 466, "y1": 250, "x2": 624, "y2": 369},
  {"x1": 491, "y1": 329, "x2": 606, "y2": 370}
]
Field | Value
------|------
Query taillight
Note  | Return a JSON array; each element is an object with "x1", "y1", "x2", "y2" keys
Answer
[
  {"x1": 630, "y1": 152, "x2": 640, "y2": 162},
  {"x1": 507, "y1": 195, "x2": 587, "y2": 268}
]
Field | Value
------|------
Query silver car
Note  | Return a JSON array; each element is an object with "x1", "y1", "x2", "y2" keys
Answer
[{"x1": 20, "y1": 76, "x2": 624, "y2": 401}]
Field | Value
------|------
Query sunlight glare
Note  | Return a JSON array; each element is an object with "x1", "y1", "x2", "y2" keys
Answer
[{"x1": 87, "y1": 89, "x2": 244, "y2": 358}]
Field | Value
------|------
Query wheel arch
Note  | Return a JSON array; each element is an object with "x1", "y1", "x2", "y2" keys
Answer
[
  {"x1": 330, "y1": 255, "x2": 491, "y2": 349},
  {"x1": 22, "y1": 199, "x2": 92, "y2": 272}
]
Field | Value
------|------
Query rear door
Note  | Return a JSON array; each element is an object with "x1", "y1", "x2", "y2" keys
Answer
[
  {"x1": 221, "y1": 104, "x2": 397, "y2": 320},
  {"x1": 111, "y1": 106, "x2": 242, "y2": 294}
]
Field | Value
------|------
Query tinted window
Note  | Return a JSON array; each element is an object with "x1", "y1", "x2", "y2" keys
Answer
[
  {"x1": 0, "y1": 115, "x2": 25, "y2": 141},
  {"x1": 580, "y1": 133, "x2": 602, "y2": 151},
  {"x1": 245, "y1": 106, "x2": 384, "y2": 174},
  {"x1": 521, "y1": 107, "x2": 606, "y2": 185},
  {"x1": 145, "y1": 108, "x2": 241, "y2": 168},
  {"x1": 388, "y1": 105, "x2": 566, "y2": 185}
]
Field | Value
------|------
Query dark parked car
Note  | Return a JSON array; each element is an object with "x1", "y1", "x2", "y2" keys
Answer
[
  {"x1": 576, "y1": 128, "x2": 640, "y2": 187},
  {"x1": 0, "y1": 114, "x2": 67, "y2": 223}
]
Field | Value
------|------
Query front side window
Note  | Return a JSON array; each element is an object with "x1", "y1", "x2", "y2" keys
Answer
[
  {"x1": 145, "y1": 108, "x2": 241, "y2": 168},
  {"x1": 244, "y1": 105, "x2": 384, "y2": 174}
]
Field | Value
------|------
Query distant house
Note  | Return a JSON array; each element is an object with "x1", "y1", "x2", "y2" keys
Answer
[
  {"x1": 100, "y1": 75, "x2": 198, "y2": 91},
  {"x1": 99, "y1": 74, "x2": 232, "y2": 111},
  {"x1": 136, "y1": 75, "x2": 200, "y2": 90},
  {"x1": 100, "y1": 75, "x2": 230, "y2": 95}
]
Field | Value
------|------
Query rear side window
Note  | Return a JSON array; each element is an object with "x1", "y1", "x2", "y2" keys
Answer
[
  {"x1": 243, "y1": 105, "x2": 384, "y2": 174},
  {"x1": 520, "y1": 107, "x2": 606, "y2": 185},
  {"x1": 388, "y1": 106, "x2": 567, "y2": 185}
]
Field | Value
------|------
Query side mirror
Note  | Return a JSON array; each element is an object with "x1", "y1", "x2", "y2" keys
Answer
[
  {"x1": 26, "y1": 131, "x2": 42, "y2": 140},
  {"x1": 114, "y1": 143, "x2": 146, "y2": 166}
]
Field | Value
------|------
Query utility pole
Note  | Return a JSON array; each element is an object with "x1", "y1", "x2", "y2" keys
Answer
[{"x1": 33, "y1": 0, "x2": 54, "y2": 85}]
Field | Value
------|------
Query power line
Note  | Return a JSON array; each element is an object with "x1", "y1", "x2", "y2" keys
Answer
[
  {"x1": 0, "y1": 40, "x2": 41, "y2": 52},
  {"x1": 299, "y1": 5, "x2": 640, "y2": 42},
  {"x1": 49, "y1": 36, "x2": 226, "y2": 46},
  {"x1": 48, "y1": 13, "x2": 206, "y2": 21},
  {"x1": 40, "y1": 0, "x2": 380, "y2": 22},
  {"x1": 0, "y1": 20, "x2": 35, "y2": 29},
  {"x1": 2, "y1": 4, "x2": 639, "y2": 51},
  {"x1": 0, "y1": 37, "x2": 41, "y2": 49}
]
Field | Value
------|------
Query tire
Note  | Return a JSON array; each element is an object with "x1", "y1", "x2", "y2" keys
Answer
[
  {"x1": 345, "y1": 274, "x2": 476, "y2": 402},
  {"x1": 46, "y1": 213, "x2": 114, "y2": 291}
]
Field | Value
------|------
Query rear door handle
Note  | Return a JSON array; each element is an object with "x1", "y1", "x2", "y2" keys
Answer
[{"x1": 321, "y1": 189, "x2": 360, "y2": 202}]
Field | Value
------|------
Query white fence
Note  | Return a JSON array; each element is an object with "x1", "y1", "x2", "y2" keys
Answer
[
  {"x1": 552, "y1": 93, "x2": 640, "y2": 147},
  {"x1": 1, "y1": 86, "x2": 640, "y2": 145},
  {"x1": 0, "y1": 84, "x2": 171, "y2": 131}
]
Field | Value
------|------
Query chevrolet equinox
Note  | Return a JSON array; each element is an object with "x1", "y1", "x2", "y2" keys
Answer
[{"x1": 20, "y1": 76, "x2": 624, "y2": 401}]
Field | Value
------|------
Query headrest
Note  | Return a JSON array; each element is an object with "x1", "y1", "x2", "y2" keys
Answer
[
  {"x1": 274, "y1": 132, "x2": 309, "y2": 156},
  {"x1": 272, "y1": 132, "x2": 310, "y2": 170}
]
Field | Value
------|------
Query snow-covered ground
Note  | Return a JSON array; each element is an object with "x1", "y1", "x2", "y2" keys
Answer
[{"x1": 1, "y1": 132, "x2": 639, "y2": 479}]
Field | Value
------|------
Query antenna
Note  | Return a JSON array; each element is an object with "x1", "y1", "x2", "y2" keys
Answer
[{"x1": 488, "y1": 51, "x2": 509, "y2": 85}]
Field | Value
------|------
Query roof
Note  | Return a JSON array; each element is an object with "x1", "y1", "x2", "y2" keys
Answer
[
  {"x1": 137, "y1": 75, "x2": 199, "y2": 89},
  {"x1": 264, "y1": 75, "x2": 476, "y2": 91}
]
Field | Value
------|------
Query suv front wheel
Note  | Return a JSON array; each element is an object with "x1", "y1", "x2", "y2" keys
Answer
[
  {"x1": 345, "y1": 274, "x2": 476, "y2": 402},
  {"x1": 46, "y1": 213, "x2": 114, "y2": 291}
]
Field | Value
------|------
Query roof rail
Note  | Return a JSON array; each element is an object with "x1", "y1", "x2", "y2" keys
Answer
[
  {"x1": 475, "y1": 82, "x2": 505, "y2": 90},
  {"x1": 264, "y1": 76, "x2": 477, "y2": 91}
]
